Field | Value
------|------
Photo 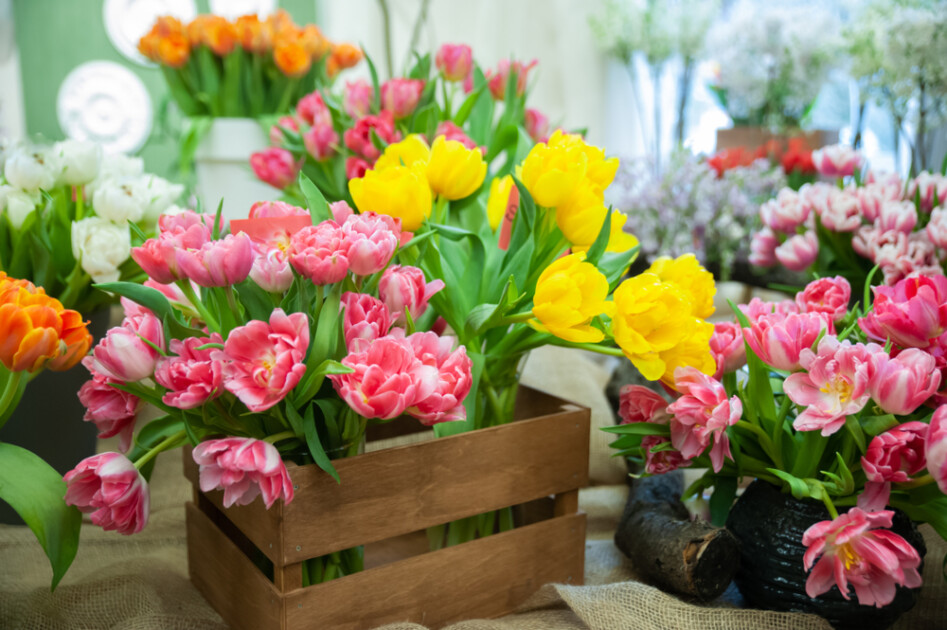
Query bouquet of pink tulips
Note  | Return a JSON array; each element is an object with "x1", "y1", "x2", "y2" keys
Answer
[
  {"x1": 749, "y1": 143, "x2": 947, "y2": 297},
  {"x1": 252, "y1": 42, "x2": 552, "y2": 204},
  {"x1": 63, "y1": 197, "x2": 474, "y2": 583},
  {"x1": 607, "y1": 273, "x2": 947, "y2": 608}
]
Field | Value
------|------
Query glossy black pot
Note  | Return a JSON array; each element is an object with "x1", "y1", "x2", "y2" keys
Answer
[{"x1": 726, "y1": 480, "x2": 925, "y2": 630}]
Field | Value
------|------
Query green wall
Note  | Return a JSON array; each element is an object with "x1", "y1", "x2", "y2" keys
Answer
[{"x1": 13, "y1": 0, "x2": 316, "y2": 180}]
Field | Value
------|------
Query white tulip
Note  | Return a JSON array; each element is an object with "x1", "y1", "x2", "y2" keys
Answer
[
  {"x1": 132, "y1": 174, "x2": 185, "y2": 223},
  {"x1": 87, "y1": 153, "x2": 144, "y2": 195},
  {"x1": 71, "y1": 217, "x2": 131, "y2": 284},
  {"x1": 4, "y1": 147, "x2": 60, "y2": 192},
  {"x1": 54, "y1": 139, "x2": 102, "y2": 186},
  {"x1": 0, "y1": 185, "x2": 41, "y2": 229},
  {"x1": 92, "y1": 179, "x2": 145, "y2": 224}
]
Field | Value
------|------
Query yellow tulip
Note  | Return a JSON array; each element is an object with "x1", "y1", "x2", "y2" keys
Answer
[
  {"x1": 373, "y1": 134, "x2": 431, "y2": 172},
  {"x1": 646, "y1": 254, "x2": 716, "y2": 320},
  {"x1": 486, "y1": 175, "x2": 515, "y2": 231},
  {"x1": 603, "y1": 211, "x2": 639, "y2": 253},
  {"x1": 546, "y1": 130, "x2": 619, "y2": 189},
  {"x1": 531, "y1": 253, "x2": 615, "y2": 343},
  {"x1": 657, "y1": 325, "x2": 717, "y2": 387},
  {"x1": 555, "y1": 180, "x2": 606, "y2": 247},
  {"x1": 519, "y1": 141, "x2": 588, "y2": 208},
  {"x1": 348, "y1": 164, "x2": 432, "y2": 231},
  {"x1": 425, "y1": 136, "x2": 487, "y2": 200}
]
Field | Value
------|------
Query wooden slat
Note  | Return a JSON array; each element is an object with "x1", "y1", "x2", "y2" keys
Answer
[
  {"x1": 279, "y1": 400, "x2": 589, "y2": 563},
  {"x1": 186, "y1": 503, "x2": 282, "y2": 630},
  {"x1": 554, "y1": 489, "x2": 579, "y2": 517},
  {"x1": 283, "y1": 513, "x2": 587, "y2": 630}
]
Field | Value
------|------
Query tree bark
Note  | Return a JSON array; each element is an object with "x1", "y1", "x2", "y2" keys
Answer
[{"x1": 614, "y1": 473, "x2": 740, "y2": 601}]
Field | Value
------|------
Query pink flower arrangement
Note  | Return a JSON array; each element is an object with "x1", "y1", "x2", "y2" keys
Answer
[
  {"x1": 927, "y1": 406, "x2": 947, "y2": 494},
  {"x1": 794, "y1": 276, "x2": 851, "y2": 323},
  {"x1": 341, "y1": 291, "x2": 394, "y2": 350},
  {"x1": 859, "y1": 422, "x2": 928, "y2": 510},
  {"x1": 191, "y1": 437, "x2": 294, "y2": 509},
  {"x1": 618, "y1": 385, "x2": 671, "y2": 425},
  {"x1": 774, "y1": 231, "x2": 818, "y2": 271},
  {"x1": 435, "y1": 43, "x2": 473, "y2": 82},
  {"x1": 485, "y1": 58, "x2": 537, "y2": 100},
  {"x1": 868, "y1": 349, "x2": 940, "y2": 415},
  {"x1": 64, "y1": 453, "x2": 149, "y2": 535},
  {"x1": 250, "y1": 147, "x2": 301, "y2": 190},
  {"x1": 380, "y1": 78, "x2": 425, "y2": 119},
  {"x1": 709, "y1": 321, "x2": 746, "y2": 378},
  {"x1": 289, "y1": 221, "x2": 350, "y2": 285},
  {"x1": 342, "y1": 79, "x2": 374, "y2": 119},
  {"x1": 742, "y1": 310, "x2": 829, "y2": 372},
  {"x1": 811, "y1": 144, "x2": 864, "y2": 178},
  {"x1": 344, "y1": 111, "x2": 400, "y2": 162},
  {"x1": 524, "y1": 108, "x2": 550, "y2": 144},
  {"x1": 77, "y1": 371, "x2": 141, "y2": 452},
  {"x1": 154, "y1": 334, "x2": 225, "y2": 410},
  {"x1": 379, "y1": 265, "x2": 446, "y2": 325},
  {"x1": 667, "y1": 367, "x2": 741, "y2": 473}
]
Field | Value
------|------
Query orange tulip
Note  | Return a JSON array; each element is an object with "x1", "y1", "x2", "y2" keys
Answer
[
  {"x1": 158, "y1": 31, "x2": 190, "y2": 68},
  {"x1": 300, "y1": 24, "x2": 330, "y2": 60},
  {"x1": 0, "y1": 279, "x2": 92, "y2": 373},
  {"x1": 274, "y1": 41, "x2": 311, "y2": 77},
  {"x1": 235, "y1": 15, "x2": 267, "y2": 53},
  {"x1": 138, "y1": 15, "x2": 186, "y2": 63},
  {"x1": 327, "y1": 43, "x2": 363, "y2": 78},
  {"x1": 186, "y1": 15, "x2": 213, "y2": 47},
  {"x1": 202, "y1": 15, "x2": 237, "y2": 56},
  {"x1": 265, "y1": 9, "x2": 296, "y2": 37}
]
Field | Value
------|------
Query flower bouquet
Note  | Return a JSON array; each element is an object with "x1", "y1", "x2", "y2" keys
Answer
[
  {"x1": 607, "y1": 273, "x2": 947, "y2": 623},
  {"x1": 749, "y1": 143, "x2": 947, "y2": 297},
  {"x1": 0, "y1": 139, "x2": 183, "y2": 314},
  {"x1": 254, "y1": 42, "x2": 550, "y2": 204},
  {"x1": 707, "y1": 137, "x2": 817, "y2": 190},
  {"x1": 0, "y1": 272, "x2": 92, "y2": 588},
  {"x1": 139, "y1": 10, "x2": 362, "y2": 118}
]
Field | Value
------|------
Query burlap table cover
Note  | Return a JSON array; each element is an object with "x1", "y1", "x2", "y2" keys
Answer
[{"x1": 1, "y1": 454, "x2": 944, "y2": 630}]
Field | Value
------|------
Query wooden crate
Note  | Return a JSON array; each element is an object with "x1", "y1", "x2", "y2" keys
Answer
[
  {"x1": 184, "y1": 386, "x2": 590, "y2": 630},
  {"x1": 715, "y1": 127, "x2": 838, "y2": 152}
]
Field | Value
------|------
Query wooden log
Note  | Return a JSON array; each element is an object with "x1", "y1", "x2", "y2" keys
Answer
[{"x1": 614, "y1": 472, "x2": 740, "y2": 601}]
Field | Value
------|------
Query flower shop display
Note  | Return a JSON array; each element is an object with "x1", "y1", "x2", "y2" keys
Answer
[
  {"x1": 748, "y1": 143, "x2": 947, "y2": 298},
  {"x1": 0, "y1": 139, "x2": 182, "y2": 314},
  {"x1": 257, "y1": 42, "x2": 549, "y2": 206},
  {"x1": 707, "y1": 1, "x2": 839, "y2": 135},
  {"x1": 845, "y1": 1, "x2": 947, "y2": 170},
  {"x1": 606, "y1": 273, "x2": 947, "y2": 627},
  {"x1": 590, "y1": 0, "x2": 719, "y2": 169},
  {"x1": 139, "y1": 10, "x2": 362, "y2": 218},
  {"x1": 607, "y1": 149, "x2": 785, "y2": 282},
  {"x1": 0, "y1": 272, "x2": 92, "y2": 588}
]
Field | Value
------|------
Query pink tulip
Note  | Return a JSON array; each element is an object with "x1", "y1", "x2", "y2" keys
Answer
[
  {"x1": 330, "y1": 335, "x2": 438, "y2": 419},
  {"x1": 524, "y1": 108, "x2": 550, "y2": 144},
  {"x1": 64, "y1": 452, "x2": 149, "y2": 535},
  {"x1": 216, "y1": 309, "x2": 309, "y2": 412},
  {"x1": 667, "y1": 367, "x2": 742, "y2": 473},
  {"x1": 811, "y1": 144, "x2": 864, "y2": 178},
  {"x1": 641, "y1": 435, "x2": 691, "y2": 474},
  {"x1": 907, "y1": 171, "x2": 947, "y2": 212},
  {"x1": 795, "y1": 276, "x2": 851, "y2": 323},
  {"x1": 435, "y1": 43, "x2": 473, "y2": 82},
  {"x1": 343, "y1": 111, "x2": 400, "y2": 161},
  {"x1": 340, "y1": 212, "x2": 400, "y2": 276},
  {"x1": 926, "y1": 207, "x2": 947, "y2": 249},
  {"x1": 851, "y1": 225, "x2": 908, "y2": 270},
  {"x1": 709, "y1": 321, "x2": 746, "y2": 378},
  {"x1": 378, "y1": 265, "x2": 445, "y2": 325},
  {"x1": 269, "y1": 115, "x2": 300, "y2": 145},
  {"x1": 341, "y1": 291, "x2": 394, "y2": 351},
  {"x1": 876, "y1": 200, "x2": 917, "y2": 234},
  {"x1": 815, "y1": 189, "x2": 862, "y2": 232},
  {"x1": 859, "y1": 275, "x2": 947, "y2": 348},
  {"x1": 288, "y1": 221, "x2": 349, "y2": 285},
  {"x1": 485, "y1": 59, "x2": 537, "y2": 100},
  {"x1": 86, "y1": 316, "x2": 164, "y2": 382},
  {"x1": 883, "y1": 233, "x2": 943, "y2": 285},
  {"x1": 618, "y1": 385, "x2": 671, "y2": 425},
  {"x1": 799, "y1": 182, "x2": 835, "y2": 215},
  {"x1": 864, "y1": 170, "x2": 905, "y2": 200},
  {"x1": 927, "y1": 405, "x2": 947, "y2": 494},
  {"x1": 760, "y1": 189, "x2": 809, "y2": 233},
  {"x1": 748, "y1": 227, "x2": 779, "y2": 267},
  {"x1": 738, "y1": 297, "x2": 799, "y2": 324},
  {"x1": 855, "y1": 186, "x2": 889, "y2": 223},
  {"x1": 859, "y1": 422, "x2": 929, "y2": 511},
  {"x1": 132, "y1": 235, "x2": 188, "y2": 284},
  {"x1": 158, "y1": 210, "x2": 219, "y2": 238},
  {"x1": 303, "y1": 122, "x2": 339, "y2": 162},
  {"x1": 154, "y1": 334, "x2": 225, "y2": 410},
  {"x1": 774, "y1": 231, "x2": 818, "y2": 271},
  {"x1": 784, "y1": 336, "x2": 879, "y2": 436},
  {"x1": 250, "y1": 246, "x2": 294, "y2": 293},
  {"x1": 405, "y1": 332, "x2": 473, "y2": 424},
  {"x1": 868, "y1": 348, "x2": 940, "y2": 415},
  {"x1": 330, "y1": 200, "x2": 355, "y2": 223},
  {"x1": 77, "y1": 372, "x2": 141, "y2": 453},
  {"x1": 435, "y1": 121, "x2": 481, "y2": 152},
  {"x1": 296, "y1": 91, "x2": 331, "y2": 127},
  {"x1": 250, "y1": 147, "x2": 300, "y2": 190},
  {"x1": 346, "y1": 156, "x2": 371, "y2": 180},
  {"x1": 803, "y1": 508, "x2": 922, "y2": 607},
  {"x1": 249, "y1": 201, "x2": 309, "y2": 219},
  {"x1": 743, "y1": 311, "x2": 829, "y2": 372},
  {"x1": 380, "y1": 78, "x2": 425, "y2": 119},
  {"x1": 145, "y1": 278, "x2": 193, "y2": 312},
  {"x1": 343, "y1": 79, "x2": 374, "y2": 119},
  {"x1": 192, "y1": 437, "x2": 294, "y2": 509},
  {"x1": 175, "y1": 232, "x2": 254, "y2": 288}
]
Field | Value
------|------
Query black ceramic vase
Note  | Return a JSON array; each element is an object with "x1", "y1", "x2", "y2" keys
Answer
[
  {"x1": 0, "y1": 308, "x2": 112, "y2": 524},
  {"x1": 726, "y1": 480, "x2": 926, "y2": 630}
]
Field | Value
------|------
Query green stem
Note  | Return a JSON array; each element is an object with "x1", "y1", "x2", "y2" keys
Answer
[
  {"x1": 74, "y1": 185, "x2": 85, "y2": 220},
  {"x1": 264, "y1": 430, "x2": 297, "y2": 444},
  {"x1": 821, "y1": 492, "x2": 839, "y2": 519},
  {"x1": 502, "y1": 311, "x2": 534, "y2": 325},
  {"x1": 433, "y1": 196, "x2": 449, "y2": 224},
  {"x1": 177, "y1": 281, "x2": 221, "y2": 333},
  {"x1": 734, "y1": 420, "x2": 783, "y2": 469},
  {"x1": 0, "y1": 369, "x2": 24, "y2": 430},
  {"x1": 134, "y1": 429, "x2": 187, "y2": 470},
  {"x1": 275, "y1": 79, "x2": 295, "y2": 115},
  {"x1": 225, "y1": 285, "x2": 240, "y2": 316},
  {"x1": 896, "y1": 473, "x2": 934, "y2": 490}
]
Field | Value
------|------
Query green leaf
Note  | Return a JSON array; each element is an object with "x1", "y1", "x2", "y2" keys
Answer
[
  {"x1": 861, "y1": 414, "x2": 899, "y2": 437},
  {"x1": 891, "y1": 496, "x2": 947, "y2": 541},
  {"x1": 0, "y1": 442, "x2": 81, "y2": 590},
  {"x1": 303, "y1": 401, "x2": 341, "y2": 483},
  {"x1": 300, "y1": 173, "x2": 330, "y2": 223},
  {"x1": 453, "y1": 84, "x2": 487, "y2": 126},
  {"x1": 93, "y1": 282, "x2": 172, "y2": 319},
  {"x1": 709, "y1": 476, "x2": 737, "y2": 526},
  {"x1": 767, "y1": 468, "x2": 810, "y2": 500},
  {"x1": 844, "y1": 415, "x2": 867, "y2": 453},
  {"x1": 600, "y1": 423, "x2": 671, "y2": 437},
  {"x1": 583, "y1": 206, "x2": 614, "y2": 267},
  {"x1": 363, "y1": 49, "x2": 381, "y2": 112},
  {"x1": 292, "y1": 359, "x2": 353, "y2": 408}
]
